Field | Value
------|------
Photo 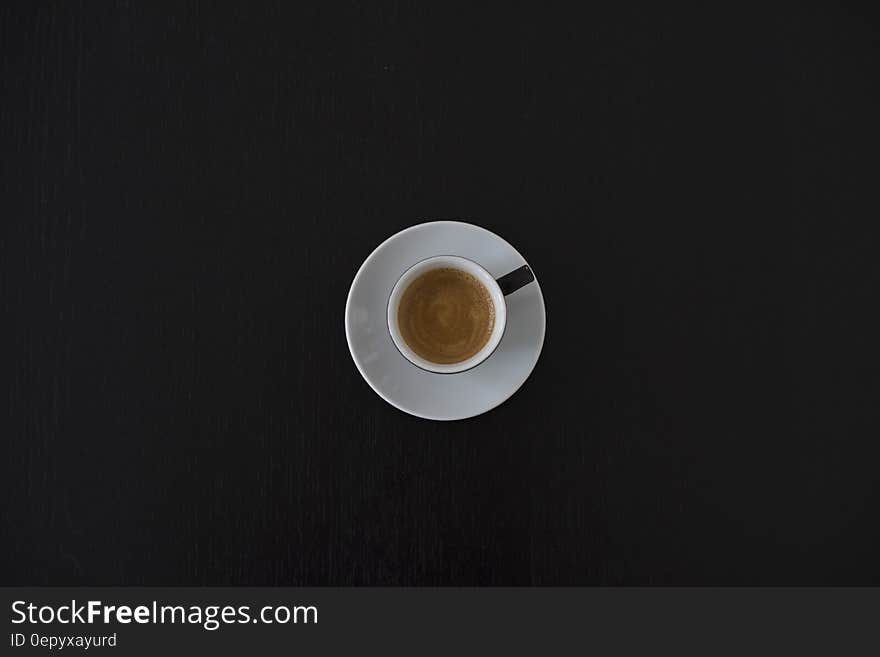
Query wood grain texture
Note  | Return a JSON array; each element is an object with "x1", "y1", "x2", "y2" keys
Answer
[{"x1": 2, "y1": 2, "x2": 879, "y2": 585}]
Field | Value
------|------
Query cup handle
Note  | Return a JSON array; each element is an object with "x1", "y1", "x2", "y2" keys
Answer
[{"x1": 496, "y1": 265, "x2": 535, "y2": 296}]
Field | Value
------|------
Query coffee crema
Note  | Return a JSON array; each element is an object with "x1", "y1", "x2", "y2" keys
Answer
[{"x1": 397, "y1": 268, "x2": 495, "y2": 365}]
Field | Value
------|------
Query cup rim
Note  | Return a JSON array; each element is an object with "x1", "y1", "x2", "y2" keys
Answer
[{"x1": 386, "y1": 255, "x2": 507, "y2": 374}]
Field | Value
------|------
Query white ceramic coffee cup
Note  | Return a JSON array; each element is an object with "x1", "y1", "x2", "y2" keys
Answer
[{"x1": 387, "y1": 255, "x2": 534, "y2": 374}]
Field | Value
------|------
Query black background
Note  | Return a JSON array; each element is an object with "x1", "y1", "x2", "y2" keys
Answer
[{"x1": 2, "y1": 3, "x2": 879, "y2": 585}]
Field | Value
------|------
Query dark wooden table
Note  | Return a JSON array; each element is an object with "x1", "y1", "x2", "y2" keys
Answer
[{"x1": 3, "y1": 3, "x2": 879, "y2": 585}]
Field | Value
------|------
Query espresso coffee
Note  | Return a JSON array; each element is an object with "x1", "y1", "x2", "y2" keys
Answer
[{"x1": 397, "y1": 268, "x2": 495, "y2": 364}]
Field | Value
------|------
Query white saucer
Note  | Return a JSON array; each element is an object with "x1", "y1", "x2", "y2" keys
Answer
[{"x1": 345, "y1": 221, "x2": 546, "y2": 420}]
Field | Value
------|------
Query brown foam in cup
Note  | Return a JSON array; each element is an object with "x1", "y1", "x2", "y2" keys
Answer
[{"x1": 397, "y1": 268, "x2": 495, "y2": 365}]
